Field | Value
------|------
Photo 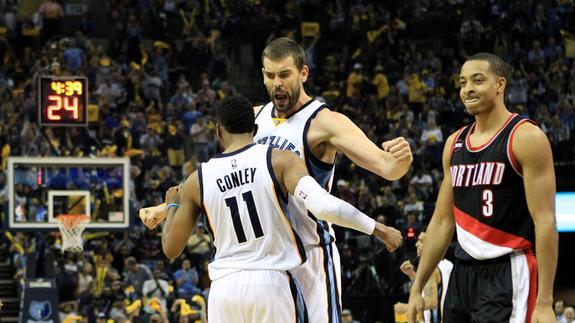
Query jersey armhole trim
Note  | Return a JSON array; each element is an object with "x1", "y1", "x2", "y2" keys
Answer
[
  {"x1": 198, "y1": 164, "x2": 216, "y2": 239},
  {"x1": 450, "y1": 126, "x2": 467, "y2": 157},
  {"x1": 266, "y1": 146, "x2": 288, "y2": 204},
  {"x1": 506, "y1": 119, "x2": 534, "y2": 177},
  {"x1": 302, "y1": 105, "x2": 335, "y2": 172},
  {"x1": 254, "y1": 104, "x2": 266, "y2": 120}
]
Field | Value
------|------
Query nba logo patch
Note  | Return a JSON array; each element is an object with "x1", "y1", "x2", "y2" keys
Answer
[
  {"x1": 231, "y1": 159, "x2": 237, "y2": 169},
  {"x1": 454, "y1": 141, "x2": 463, "y2": 152}
]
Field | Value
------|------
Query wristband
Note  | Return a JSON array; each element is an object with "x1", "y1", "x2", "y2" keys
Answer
[{"x1": 166, "y1": 203, "x2": 179, "y2": 210}]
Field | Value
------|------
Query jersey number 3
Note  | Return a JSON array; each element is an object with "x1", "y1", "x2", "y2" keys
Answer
[
  {"x1": 225, "y1": 191, "x2": 264, "y2": 243},
  {"x1": 482, "y1": 189, "x2": 493, "y2": 217}
]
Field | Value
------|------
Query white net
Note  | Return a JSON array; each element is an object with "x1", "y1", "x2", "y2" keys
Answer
[{"x1": 57, "y1": 215, "x2": 89, "y2": 252}]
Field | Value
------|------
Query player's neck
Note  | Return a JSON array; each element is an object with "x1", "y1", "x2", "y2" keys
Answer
[
  {"x1": 473, "y1": 103, "x2": 512, "y2": 134},
  {"x1": 222, "y1": 135, "x2": 254, "y2": 153},
  {"x1": 275, "y1": 92, "x2": 313, "y2": 119}
]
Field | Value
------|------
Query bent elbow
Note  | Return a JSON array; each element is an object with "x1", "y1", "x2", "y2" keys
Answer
[
  {"x1": 378, "y1": 163, "x2": 407, "y2": 182},
  {"x1": 162, "y1": 241, "x2": 180, "y2": 261},
  {"x1": 385, "y1": 172, "x2": 403, "y2": 181}
]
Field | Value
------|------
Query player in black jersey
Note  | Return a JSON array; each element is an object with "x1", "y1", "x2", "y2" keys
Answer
[{"x1": 406, "y1": 53, "x2": 557, "y2": 323}]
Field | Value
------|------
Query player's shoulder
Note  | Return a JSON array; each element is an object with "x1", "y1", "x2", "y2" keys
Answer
[
  {"x1": 270, "y1": 147, "x2": 300, "y2": 164},
  {"x1": 510, "y1": 120, "x2": 550, "y2": 160},
  {"x1": 181, "y1": 169, "x2": 202, "y2": 204},
  {"x1": 444, "y1": 128, "x2": 466, "y2": 150},
  {"x1": 313, "y1": 107, "x2": 353, "y2": 128},
  {"x1": 512, "y1": 119, "x2": 545, "y2": 142},
  {"x1": 253, "y1": 105, "x2": 265, "y2": 117},
  {"x1": 269, "y1": 148, "x2": 303, "y2": 182},
  {"x1": 184, "y1": 169, "x2": 201, "y2": 190}
]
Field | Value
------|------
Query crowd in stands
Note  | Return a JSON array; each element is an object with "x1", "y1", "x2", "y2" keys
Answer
[{"x1": 1, "y1": 0, "x2": 575, "y2": 321}]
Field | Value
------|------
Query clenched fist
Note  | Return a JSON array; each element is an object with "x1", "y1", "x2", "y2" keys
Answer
[
  {"x1": 373, "y1": 222, "x2": 403, "y2": 252},
  {"x1": 382, "y1": 137, "x2": 413, "y2": 163},
  {"x1": 400, "y1": 260, "x2": 416, "y2": 280},
  {"x1": 139, "y1": 204, "x2": 167, "y2": 230}
]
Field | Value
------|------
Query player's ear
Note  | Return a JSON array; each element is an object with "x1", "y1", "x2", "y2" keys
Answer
[
  {"x1": 301, "y1": 65, "x2": 309, "y2": 83},
  {"x1": 497, "y1": 77, "x2": 506, "y2": 94},
  {"x1": 253, "y1": 124, "x2": 259, "y2": 137}
]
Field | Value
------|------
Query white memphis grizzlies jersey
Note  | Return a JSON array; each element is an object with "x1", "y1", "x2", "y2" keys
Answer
[
  {"x1": 199, "y1": 144, "x2": 306, "y2": 280},
  {"x1": 254, "y1": 99, "x2": 336, "y2": 246}
]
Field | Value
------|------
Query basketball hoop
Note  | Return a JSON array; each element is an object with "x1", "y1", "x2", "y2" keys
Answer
[{"x1": 56, "y1": 214, "x2": 90, "y2": 252}]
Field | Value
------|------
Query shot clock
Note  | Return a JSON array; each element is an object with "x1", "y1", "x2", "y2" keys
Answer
[{"x1": 38, "y1": 76, "x2": 88, "y2": 126}]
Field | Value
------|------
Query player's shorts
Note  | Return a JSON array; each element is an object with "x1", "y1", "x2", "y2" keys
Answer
[
  {"x1": 290, "y1": 242, "x2": 341, "y2": 323},
  {"x1": 208, "y1": 269, "x2": 307, "y2": 323},
  {"x1": 443, "y1": 250, "x2": 537, "y2": 323}
]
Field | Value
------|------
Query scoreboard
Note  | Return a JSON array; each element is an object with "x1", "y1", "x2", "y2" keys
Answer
[{"x1": 38, "y1": 76, "x2": 88, "y2": 126}]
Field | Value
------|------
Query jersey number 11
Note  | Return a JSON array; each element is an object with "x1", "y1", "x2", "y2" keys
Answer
[{"x1": 225, "y1": 191, "x2": 265, "y2": 243}]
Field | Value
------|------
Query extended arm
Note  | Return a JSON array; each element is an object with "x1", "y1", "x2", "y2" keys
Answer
[
  {"x1": 422, "y1": 269, "x2": 439, "y2": 310},
  {"x1": 395, "y1": 273, "x2": 438, "y2": 314},
  {"x1": 401, "y1": 261, "x2": 440, "y2": 309},
  {"x1": 273, "y1": 150, "x2": 402, "y2": 251},
  {"x1": 513, "y1": 123, "x2": 557, "y2": 322},
  {"x1": 161, "y1": 172, "x2": 202, "y2": 260},
  {"x1": 407, "y1": 133, "x2": 457, "y2": 322},
  {"x1": 312, "y1": 109, "x2": 413, "y2": 180}
]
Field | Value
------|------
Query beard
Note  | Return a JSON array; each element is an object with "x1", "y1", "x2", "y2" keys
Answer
[{"x1": 270, "y1": 84, "x2": 301, "y2": 113}]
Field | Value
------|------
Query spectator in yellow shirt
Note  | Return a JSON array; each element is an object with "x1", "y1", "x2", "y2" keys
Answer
[
  {"x1": 346, "y1": 63, "x2": 365, "y2": 98},
  {"x1": 407, "y1": 73, "x2": 428, "y2": 116},
  {"x1": 372, "y1": 64, "x2": 389, "y2": 100}
]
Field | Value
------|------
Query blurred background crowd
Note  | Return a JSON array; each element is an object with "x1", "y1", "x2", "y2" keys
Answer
[{"x1": 1, "y1": 0, "x2": 575, "y2": 322}]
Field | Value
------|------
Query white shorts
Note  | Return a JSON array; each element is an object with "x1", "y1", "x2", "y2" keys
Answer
[
  {"x1": 208, "y1": 270, "x2": 307, "y2": 323},
  {"x1": 290, "y1": 243, "x2": 342, "y2": 323}
]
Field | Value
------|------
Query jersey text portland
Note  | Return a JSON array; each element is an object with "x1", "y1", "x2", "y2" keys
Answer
[{"x1": 450, "y1": 114, "x2": 535, "y2": 260}]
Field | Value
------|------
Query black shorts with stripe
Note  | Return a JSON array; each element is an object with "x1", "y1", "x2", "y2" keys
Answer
[{"x1": 443, "y1": 251, "x2": 536, "y2": 323}]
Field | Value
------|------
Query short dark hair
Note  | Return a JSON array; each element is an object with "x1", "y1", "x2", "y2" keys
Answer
[
  {"x1": 262, "y1": 37, "x2": 306, "y2": 70},
  {"x1": 216, "y1": 95, "x2": 255, "y2": 134},
  {"x1": 465, "y1": 52, "x2": 512, "y2": 81}
]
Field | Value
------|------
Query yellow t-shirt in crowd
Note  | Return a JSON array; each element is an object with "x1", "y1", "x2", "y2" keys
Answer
[
  {"x1": 372, "y1": 73, "x2": 389, "y2": 99},
  {"x1": 346, "y1": 72, "x2": 363, "y2": 97}
]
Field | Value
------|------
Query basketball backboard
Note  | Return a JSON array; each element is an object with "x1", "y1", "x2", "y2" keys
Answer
[{"x1": 6, "y1": 157, "x2": 130, "y2": 231}]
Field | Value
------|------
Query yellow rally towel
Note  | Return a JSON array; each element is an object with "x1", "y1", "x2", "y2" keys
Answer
[
  {"x1": 62, "y1": 315, "x2": 83, "y2": 323},
  {"x1": 149, "y1": 297, "x2": 162, "y2": 312},
  {"x1": 125, "y1": 299, "x2": 142, "y2": 314},
  {"x1": 191, "y1": 295, "x2": 206, "y2": 307}
]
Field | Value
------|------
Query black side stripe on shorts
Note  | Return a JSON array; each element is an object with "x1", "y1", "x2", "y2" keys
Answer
[
  {"x1": 328, "y1": 243, "x2": 342, "y2": 320},
  {"x1": 288, "y1": 272, "x2": 309, "y2": 323},
  {"x1": 321, "y1": 243, "x2": 341, "y2": 323}
]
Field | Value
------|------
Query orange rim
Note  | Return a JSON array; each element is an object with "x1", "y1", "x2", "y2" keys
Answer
[{"x1": 56, "y1": 214, "x2": 90, "y2": 230}]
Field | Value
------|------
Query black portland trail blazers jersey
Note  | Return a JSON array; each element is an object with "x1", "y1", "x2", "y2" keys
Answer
[{"x1": 449, "y1": 113, "x2": 535, "y2": 261}]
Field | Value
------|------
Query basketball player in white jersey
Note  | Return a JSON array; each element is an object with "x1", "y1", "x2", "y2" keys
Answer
[
  {"x1": 140, "y1": 96, "x2": 403, "y2": 323},
  {"x1": 254, "y1": 37, "x2": 412, "y2": 323},
  {"x1": 395, "y1": 231, "x2": 453, "y2": 323}
]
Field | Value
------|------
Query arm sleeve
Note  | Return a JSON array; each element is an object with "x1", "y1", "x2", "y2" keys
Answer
[{"x1": 294, "y1": 176, "x2": 376, "y2": 235}]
